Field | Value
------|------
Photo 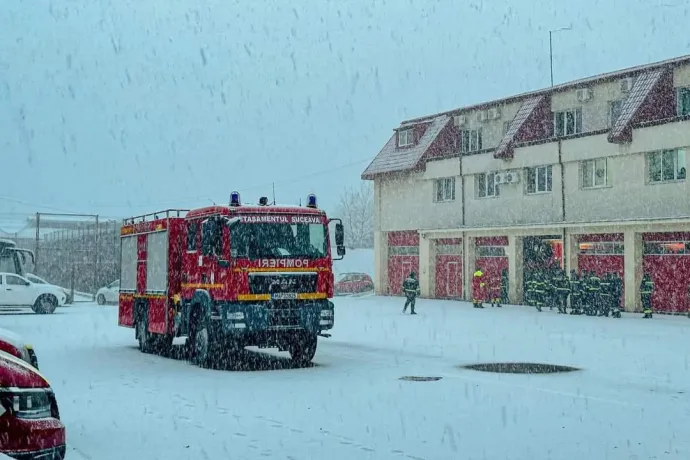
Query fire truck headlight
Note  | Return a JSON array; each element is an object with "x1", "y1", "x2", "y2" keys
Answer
[
  {"x1": 320, "y1": 310, "x2": 333, "y2": 318},
  {"x1": 227, "y1": 312, "x2": 245, "y2": 320}
]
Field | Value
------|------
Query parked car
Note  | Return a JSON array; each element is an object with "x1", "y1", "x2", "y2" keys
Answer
[
  {"x1": 335, "y1": 272, "x2": 374, "y2": 295},
  {"x1": 25, "y1": 273, "x2": 73, "y2": 305},
  {"x1": 96, "y1": 279, "x2": 119, "y2": 305},
  {"x1": 0, "y1": 350, "x2": 66, "y2": 459},
  {"x1": 0, "y1": 327, "x2": 38, "y2": 369},
  {"x1": 0, "y1": 273, "x2": 66, "y2": 314}
]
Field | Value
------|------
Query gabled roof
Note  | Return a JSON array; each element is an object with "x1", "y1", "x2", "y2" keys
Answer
[
  {"x1": 401, "y1": 54, "x2": 690, "y2": 126},
  {"x1": 608, "y1": 68, "x2": 666, "y2": 144},
  {"x1": 361, "y1": 115, "x2": 450, "y2": 179},
  {"x1": 362, "y1": 53, "x2": 690, "y2": 179},
  {"x1": 493, "y1": 95, "x2": 545, "y2": 159}
]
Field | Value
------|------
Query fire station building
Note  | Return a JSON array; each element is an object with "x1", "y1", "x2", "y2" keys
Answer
[{"x1": 362, "y1": 54, "x2": 690, "y2": 313}]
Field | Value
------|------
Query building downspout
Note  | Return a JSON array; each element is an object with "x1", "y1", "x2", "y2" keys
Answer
[
  {"x1": 558, "y1": 139, "x2": 565, "y2": 222},
  {"x1": 460, "y1": 156, "x2": 466, "y2": 227}
]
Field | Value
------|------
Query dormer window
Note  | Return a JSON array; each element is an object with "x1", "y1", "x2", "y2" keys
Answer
[{"x1": 398, "y1": 128, "x2": 414, "y2": 147}]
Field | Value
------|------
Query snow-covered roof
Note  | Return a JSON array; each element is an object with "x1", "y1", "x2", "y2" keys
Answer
[{"x1": 361, "y1": 115, "x2": 451, "y2": 179}]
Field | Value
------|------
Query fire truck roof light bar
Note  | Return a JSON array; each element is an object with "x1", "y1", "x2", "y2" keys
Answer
[
  {"x1": 230, "y1": 191, "x2": 241, "y2": 207},
  {"x1": 306, "y1": 194, "x2": 317, "y2": 208}
]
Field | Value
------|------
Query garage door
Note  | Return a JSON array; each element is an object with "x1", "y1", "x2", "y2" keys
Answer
[
  {"x1": 387, "y1": 231, "x2": 419, "y2": 296},
  {"x1": 435, "y1": 239, "x2": 462, "y2": 298},
  {"x1": 642, "y1": 232, "x2": 690, "y2": 314},
  {"x1": 577, "y1": 234, "x2": 624, "y2": 308}
]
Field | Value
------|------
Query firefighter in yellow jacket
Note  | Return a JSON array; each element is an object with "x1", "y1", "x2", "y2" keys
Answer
[{"x1": 472, "y1": 269, "x2": 486, "y2": 309}]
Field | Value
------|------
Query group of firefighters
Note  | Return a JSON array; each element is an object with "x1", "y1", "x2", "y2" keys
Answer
[{"x1": 401, "y1": 268, "x2": 657, "y2": 318}]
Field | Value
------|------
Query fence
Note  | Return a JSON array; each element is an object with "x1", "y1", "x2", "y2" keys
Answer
[{"x1": 28, "y1": 213, "x2": 121, "y2": 298}]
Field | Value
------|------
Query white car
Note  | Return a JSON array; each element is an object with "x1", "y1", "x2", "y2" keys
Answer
[
  {"x1": 0, "y1": 272, "x2": 66, "y2": 314},
  {"x1": 96, "y1": 279, "x2": 119, "y2": 305},
  {"x1": 25, "y1": 273, "x2": 73, "y2": 304}
]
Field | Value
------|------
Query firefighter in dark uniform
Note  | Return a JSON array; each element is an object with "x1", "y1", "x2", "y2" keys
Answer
[
  {"x1": 611, "y1": 272, "x2": 623, "y2": 318},
  {"x1": 569, "y1": 270, "x2": 583, "y2": 315},
  {"x1": 585, "y1": 271, "x2": 602, "y2": 316},
  {"x1": 550, "y1": 268, "x2": 570, "y2": 314},
  {"x1": 402, "y1": 272, "x2": 420, "y2": 315},
  {"x1": 533, "y1": 271, "x2": 547, "y2": 312},
  {"x1": 599, "y1": 273, "x2": 613, "y2": 317},
  {"x1": 524, "y1": 275, "x2": 535, "y2": 307},
  {"x1": 640, "y1": 273, "x2": 654, "y2": 318}
]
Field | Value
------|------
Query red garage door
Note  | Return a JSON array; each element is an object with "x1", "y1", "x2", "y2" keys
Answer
[
  {"x1": 577, "y1": 234, "x2": 624, "y2": 307},
  {"x1": 642, "y1": 233, "x2": 690, "y2": 314},
  {"x1": 435, "y1": 238, "x2": 462, "y2": 298},
  {"x1": 387, "y1": 231, "x2": 419, "y2": 296},
  {"x1": 475, "y1": 237, "x2": 508, "y2": 297}
]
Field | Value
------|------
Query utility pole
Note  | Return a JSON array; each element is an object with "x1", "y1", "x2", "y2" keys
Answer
[{"x1": 549, "y1": 26, "x2": 572, "y2": 87}]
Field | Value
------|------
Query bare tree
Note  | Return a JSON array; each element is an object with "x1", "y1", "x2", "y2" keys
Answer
[{"x1": 335, "y1": 182, "x2": 374, "y2": 249}]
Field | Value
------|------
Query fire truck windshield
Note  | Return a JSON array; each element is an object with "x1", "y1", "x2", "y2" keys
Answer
[{"x1": 231, "y1": 222, "x2": 328, "y2": 259}]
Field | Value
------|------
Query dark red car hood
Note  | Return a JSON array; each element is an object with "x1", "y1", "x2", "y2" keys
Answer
[{"x1": 0, "y1": 351, "x2": 49, "y2": 388}]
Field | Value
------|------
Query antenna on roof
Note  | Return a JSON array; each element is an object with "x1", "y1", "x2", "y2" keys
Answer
[{"x1": 272, "y1": 182, "x2": 276, "y2": 205}]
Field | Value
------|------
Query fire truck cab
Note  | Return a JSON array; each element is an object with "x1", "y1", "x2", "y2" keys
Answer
[{"x1": 118, "y1": 193, "x2": 345, "y2": 368}]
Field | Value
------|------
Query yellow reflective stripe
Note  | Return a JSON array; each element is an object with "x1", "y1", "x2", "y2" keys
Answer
[
  {"x1": 237, "y1": 294, "x2": 271, "y2": 301},
  {"x1": 296, "y1": 292, "x2": 327, "y2": 300}
]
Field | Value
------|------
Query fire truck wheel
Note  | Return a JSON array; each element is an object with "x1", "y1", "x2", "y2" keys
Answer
[
  {"x1": 191, "y1": 322, "x2": 216, "y2": 368},
  {"x1": 289, "y1": 333, "x2": 318, "y2": 365},
  {"x1": 33, "y1": 294, "x2": 58, "y2": 314},
  {"x1": 136, "y1": 319, "x2": 155, "y2": 354}
]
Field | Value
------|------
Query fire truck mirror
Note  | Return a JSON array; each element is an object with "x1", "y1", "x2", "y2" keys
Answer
[
  {"x1": 335, "y1": 223, "x2": 344, "y2": 246},
  {"x1": 337, "y1": 245, "x2": 346, "y2": 257}
]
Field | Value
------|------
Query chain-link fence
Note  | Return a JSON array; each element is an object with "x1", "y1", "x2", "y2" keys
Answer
[{"x1": 28, "y1": 213, "x2": 121, "y2": 300}]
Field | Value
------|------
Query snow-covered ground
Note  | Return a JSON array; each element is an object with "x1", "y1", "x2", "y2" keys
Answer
[{"x1": 1, "y1": 297, "x2": 689, "y2": 460}]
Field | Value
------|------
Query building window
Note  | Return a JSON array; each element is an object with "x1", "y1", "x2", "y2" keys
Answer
[
  {"x1": 678, "y1": 87, "x2": 690, "y2": 117},
  {"x1": 476, "y1": 246, "x2": 506, "y2": 258},
  {"x1": 388, "y1": 246, "x2": 420, "y2": 256},
  {"x1": 578, "y1": 242, "x2": 624, "y2": 255},
  {"x1": 460, "y1": 128, "x2": 483, "y2": 153},
  {"x1": 398, "y1": 128, "x2": 414, "y2": 147},
  {"x1": 609, "y1": 100, "x2": 624, "y2": 127},
  {"x1": 526, "y1": 165, "x2": 552, "y2": 194},
  {"x1": 647, "y1": 148, "x2": 686, "y2": 183},
  {"x1": 553, "y1": 108, "x2": 582, "y2": 137},
  {"x1": 581, "y1": 158, "x2": 608, "y2": 189},
  {"x1": 477, "y1": 172, "x2": 500, "y2": 198},
  {"x1": 643, "y1": 241, "x2": 690, "y2": 255},
  {"x1": 435, "y1": 177, "x2": 456, "y2": 202}
]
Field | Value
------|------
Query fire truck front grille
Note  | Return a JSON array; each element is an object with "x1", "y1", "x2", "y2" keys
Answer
[
  {"x1": 249, "y1": 273, "x2": 317, "y2": 295},
  {"x1": 268, "y1": 309, "x2": 301, "y2": 328}
]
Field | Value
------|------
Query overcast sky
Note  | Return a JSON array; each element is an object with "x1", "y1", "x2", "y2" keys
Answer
[{"x1": 0, "y1": 0, "x2": 688, "y2": 231}]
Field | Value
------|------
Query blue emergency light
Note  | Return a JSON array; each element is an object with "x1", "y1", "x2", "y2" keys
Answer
[
  {"x1": 306, "y1": 194, "x2": 317, "y2": 208},
  {"x1": 230, "y1": 191, "x2": 241, "y2": 207}
]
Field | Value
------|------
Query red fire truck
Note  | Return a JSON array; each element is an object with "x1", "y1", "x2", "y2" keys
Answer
[{"x1": 118, "y1": 193, "x2": 345, "y2": 367}]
